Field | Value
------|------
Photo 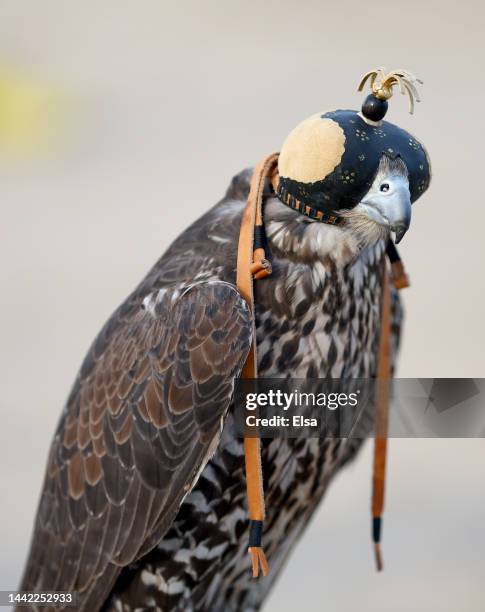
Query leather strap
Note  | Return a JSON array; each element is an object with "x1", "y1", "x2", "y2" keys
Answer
[
  {"x1": 237, "y1": 152, "x2": 279, "y2": 578},
  {"x1": 371, "y1": 261, "x2": 392, "y2": 571}
]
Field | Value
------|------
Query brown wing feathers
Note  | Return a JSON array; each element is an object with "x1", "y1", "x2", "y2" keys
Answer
[{"x1": 20, "y1": 281, "x2": 251, "y2": 610}]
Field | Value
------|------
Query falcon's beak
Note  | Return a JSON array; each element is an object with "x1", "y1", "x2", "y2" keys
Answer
[{"x1": 360, "y1": 175, "x2": 412, "y2": 244}]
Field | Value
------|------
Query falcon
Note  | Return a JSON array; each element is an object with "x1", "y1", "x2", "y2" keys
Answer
[{"x1": 19, "y1": 69, "x2": 430, "y2": 611}]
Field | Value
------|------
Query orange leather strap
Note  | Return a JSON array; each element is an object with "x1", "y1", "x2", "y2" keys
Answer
[
  {"x1": 237, "y1": 152, "x2": 279, "y2": 578},
  {"x1": 371, "y1": 262, "x2": 391, "y2": 571},
  {"x1": 371, "y1": 251, "x2": 409, "y2": 571}
]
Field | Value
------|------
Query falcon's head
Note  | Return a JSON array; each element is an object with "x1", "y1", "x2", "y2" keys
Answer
[
  {"x1": 271, "y1": 68, "x2": 430, "y2": 260},
  {"x1": 341, "y1": 152, "x2": 411, "y2": 245}
]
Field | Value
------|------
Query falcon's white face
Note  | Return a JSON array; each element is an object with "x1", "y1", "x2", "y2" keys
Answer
[{"x1": 343, "y1": 154, "x2": 411, "y2": 245}]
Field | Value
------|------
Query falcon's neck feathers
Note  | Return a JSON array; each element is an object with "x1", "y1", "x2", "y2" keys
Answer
[{"x1": 264, "y1": 196, "x2": 387, "y2": 272}]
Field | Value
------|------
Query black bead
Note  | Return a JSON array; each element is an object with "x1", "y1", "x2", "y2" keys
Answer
[{"x1": 361, "y1": 94, "x2": 388, "y2": 121}]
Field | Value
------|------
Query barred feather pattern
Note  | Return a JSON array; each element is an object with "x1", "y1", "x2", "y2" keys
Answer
[{"x1": 19, "y1": 169, "x2": 403, "y2": 612}]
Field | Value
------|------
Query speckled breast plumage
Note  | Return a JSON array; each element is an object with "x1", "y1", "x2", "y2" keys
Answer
[{"x1": 103, "y1": 171, "x2": 402, "y2": 612}]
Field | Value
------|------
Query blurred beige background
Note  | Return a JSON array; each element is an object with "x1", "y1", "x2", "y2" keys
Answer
[{"x1": 1, "y1": 1, "x2": 484, "y2": 610}]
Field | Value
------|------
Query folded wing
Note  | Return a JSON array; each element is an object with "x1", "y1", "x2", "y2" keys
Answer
[{"x1": 20, "y1": 281, "x2": 252, "y2": 611}]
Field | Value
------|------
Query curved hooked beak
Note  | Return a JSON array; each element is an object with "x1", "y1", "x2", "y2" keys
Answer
[{"x1": 361, "y1": 177, "x2": 412, "y2": 244}]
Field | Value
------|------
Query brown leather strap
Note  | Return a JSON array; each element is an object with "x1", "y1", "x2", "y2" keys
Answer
[
  {"x1": 371, "y1": 262, "x2": 392, "y2": 571},
  {"x1": 237, "y1": 152, "x2": 279, "y2": 578},
  {"x1": 371, "y1": 249, "x2": 410, "y2": 571}
]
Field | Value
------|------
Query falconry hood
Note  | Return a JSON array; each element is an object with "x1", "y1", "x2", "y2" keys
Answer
[{"x1": 274, "y1": 68, "x2": 431, "y2": 223}]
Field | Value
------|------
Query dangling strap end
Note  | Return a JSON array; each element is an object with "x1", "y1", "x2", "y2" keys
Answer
[
  {"x1": 372, "y1": 516, "x2": 384, "y2": 571},
  {"x1": 373, "y1": 541, "x2": 384, "y2": 572},
  {"x1": 248, "y1": 520, "x2": 268, "y2": 578}
]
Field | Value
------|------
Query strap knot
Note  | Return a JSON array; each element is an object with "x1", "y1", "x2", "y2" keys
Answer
[{"x1": 250, "y1": 258, "x2": 272, "y2": 279}]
